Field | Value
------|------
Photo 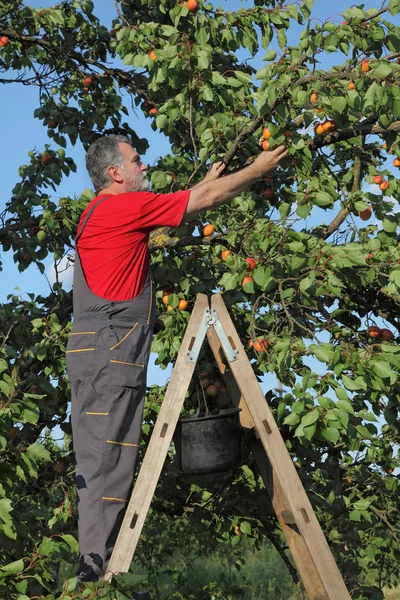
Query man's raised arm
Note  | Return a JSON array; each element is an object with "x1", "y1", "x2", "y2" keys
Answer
[{"x1": 184, "y1": 145, "x2": 288, "y2": 217}]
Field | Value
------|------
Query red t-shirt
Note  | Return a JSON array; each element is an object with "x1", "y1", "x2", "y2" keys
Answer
[{"x1": 76, "y1": 190, "x2": 190, "y2": 301}]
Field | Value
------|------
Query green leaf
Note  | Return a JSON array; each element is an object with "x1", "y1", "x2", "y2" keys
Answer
[
  {"x1": 219, "y1": 273, "x2": 239, "y2": 291},
  {"x1": 336, "y1": 400, "x2": 354, "y2": 415},
  {"x1": 309, "y1": 344, "x2": 333, "y2": 363},
  {"x1": 263, "y1": 49, "x2": 276, "y2": 61},
  {"x1": 371, "y1": 361, "x2": 395, "y2": 379},
  {"x1": 0, "y1": 559, "x2": 25, "y2": 574},
  {"x1": 331, "y1": 96, "x2": 346, "y2": 113},
  {"x1": 296, "y1": 203, "x2": 312, "y2": 218},
  {"x1": 321, "y1": 427, "x2": 340, "y2": 444},
  {"x1": 382, "y1": 217, "x2": 397, "y2": 233},
  {"x1": 283, "y1": 412, "x2": 300, "y2": 427},
  {"x1": 314, "y1": 191, "x2": 334, "y2": 208},
  {"x1": 240, "y1": 521, "x2": 252, "y2": 535},
  {"x1": 301, "y1": 410, "x2": 320, "y2": 427},
  {"x1": 60, "y1": 534, "x2": 79, "y2": 552},
  {"x1": 389, "y1": 0, "x2": 400, "y2": 16},
  {"x1": 25, "y1": 443, "x2": 51, "y2": 462}
]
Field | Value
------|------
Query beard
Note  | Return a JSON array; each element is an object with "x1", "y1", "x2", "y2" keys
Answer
[{"x1": 125, "y1": 169, "x2": 150, "y2": 192}]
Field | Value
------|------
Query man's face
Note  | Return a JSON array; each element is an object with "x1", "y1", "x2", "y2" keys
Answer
[{"x1": 118, "y1": 143, "x2": 149, "y2": 192}]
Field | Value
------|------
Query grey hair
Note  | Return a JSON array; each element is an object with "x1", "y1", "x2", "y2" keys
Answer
[{"x1": 86, "y1": 135, "x2": 133, "y2": 193}]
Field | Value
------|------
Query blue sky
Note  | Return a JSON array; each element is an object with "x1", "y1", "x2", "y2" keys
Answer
[{"x1": 1, "y1": 0, "x2": 398, "y2": 389}]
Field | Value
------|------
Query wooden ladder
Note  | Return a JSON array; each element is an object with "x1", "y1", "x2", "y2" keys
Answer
[{"x1": 104, "y1": 293, "x2": 351, "y2": 600}]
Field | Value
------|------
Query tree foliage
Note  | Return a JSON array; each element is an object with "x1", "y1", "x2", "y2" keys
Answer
[{"x1": 0, "y1": 0, "x2": 400, "y2": 598}]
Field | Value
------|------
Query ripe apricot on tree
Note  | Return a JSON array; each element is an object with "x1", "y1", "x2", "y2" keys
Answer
[
  {"x1": 242, "y1": 276, "x2": 253, "y2": 288},
  {"x1": 83, "y1": 76, "x2": 93, "y2": 88},
  {"x1": 309, "y1": 92, "x2": 319, "y2": 104},
  {"x1": 379, "y1": 181, "x2": 389, "y2": 191},
  {"x1": 245, "y1": 257, "x2": 256, "y2": 271},
  {"x1": 187, "y1": 0, "x2": 198, "y2": 12},
  {"x1": 347, "y1": 81, "x2": 356, "y2": 90},
  {"x1": 149, "y1": 107, "x2": 158, "y2": 115},
  {"x1": 367, "y1": 325, "x2": 381, "y2": 338},
  {"x1": 393, "y1": 158, "x2": 400, "y2": 167},
  {"x1": 162, "y1": 293, "x2": 170, "y2": 305},
  {"x1": 372, "y1": 175, "x2": 384, "y2": 185},
  {"x1": 178, "y1": 299, "x2": 188, "y2": 310},
  {"x1": 314, "y1": 123, "x2": 325, "y2": 136},
  {"x1": 262, "y1": 127, "x2": 272, "y2": 140},
  {"x1": 379, "y1": 328, "x2": 394, "y2": 342},
  {"x1": 203, "y1": 223, "x2": 215, "y2": 236},
  {"x1": 253, "y1": 338, "x2": 268, "y2": 352},
  {"x1": 359, "y1": 207, "x2": 372, "y2": 221},
  {"x1": 360, "y1": 59, "x2": 369, "y2": 73},
  {"x1": 221, "y1": 249, "x2": 232, "y2": 261},
  {"x1": 0, "y1": 36, "x2": 9, "y2": 47},
  {"x1": 148, "y1": 50, "x2": 157, "y2": 60},
  {"x1": 261, "y1": 139, "x2": 270, "y2": 151},
  {"x1": 322, "y1": 120, "x2": 335, "y2": 133},
  {"x1": 41, "y1": 154, "x2": 53, "y2": 165}
]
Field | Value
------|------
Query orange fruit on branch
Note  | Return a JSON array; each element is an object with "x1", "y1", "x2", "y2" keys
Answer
[
  {"x1": 203, "y1": 223, "x2": 215, "y2": 236},
  {"x1": 372, "y1": 175, "x2": 384, "y2": 184},
  {"x1": 186, "y1": 0, "x2": 198, "y2": 12},
  {"x1": 359, "y1": 207, "x2": 372, "y2": 221},
  {"x1": 379, "y1": 181, "x2": 389, "y2": 191},
  {"x1": 360, "y1": 59, "x2": 369, "y2": 73},
  {"x1": 314, "y1": 123, "x2": 325, "y2": 135},
  {"x1": 178, "y1": 299, "x2": 188, "y2": 310},
  {"x1": 221, "y1": 249, "x2": 232, "y2": 261},
  {"x1": 262, "y1": 127, "x2": 272, "y2": 140},
  {"x1": 379, "y1": 328, "x2": 394, "y2": 342},
  {"x1": 367, "y1": 325, "x2": 381, "y2": 338}
]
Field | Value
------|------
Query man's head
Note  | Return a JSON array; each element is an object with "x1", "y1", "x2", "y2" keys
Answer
[{"x1": 86, "y1": 135, "x2": 149, "y2": 194}]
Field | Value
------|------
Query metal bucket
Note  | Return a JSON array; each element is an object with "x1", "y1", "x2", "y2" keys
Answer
[{"x1": 174, "y1": 408, "x2": 243, "y2": 475}]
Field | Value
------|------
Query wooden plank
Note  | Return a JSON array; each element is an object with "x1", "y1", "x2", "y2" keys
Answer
[
  {"x1": 210, "y1": 294, "x2": 351, "y2": 600},
  {"x1": 207, "y1": 326, "x2": 331, "y2": 600},
  {"x1": 104, "y1": 293, "x2": 210, "y2": 580}
]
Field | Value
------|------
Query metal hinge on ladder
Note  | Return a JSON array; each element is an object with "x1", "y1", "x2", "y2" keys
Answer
[{"x1": 185, "y1": 307, "x2": 240, "y2": 364}]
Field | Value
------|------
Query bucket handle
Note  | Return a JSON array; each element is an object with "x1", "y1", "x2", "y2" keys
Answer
[{"x1": 196, "y1": 376, "x2": 211, "y2": 416}]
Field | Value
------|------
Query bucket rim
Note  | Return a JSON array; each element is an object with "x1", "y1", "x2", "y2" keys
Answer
[{"x1": 178, "y1": 407, "x2": 242, "y2": 423}]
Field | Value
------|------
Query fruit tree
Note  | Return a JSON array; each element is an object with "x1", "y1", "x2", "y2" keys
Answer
[{"x1": 0, "y1": 1, "x2": 400, "y2": 599}]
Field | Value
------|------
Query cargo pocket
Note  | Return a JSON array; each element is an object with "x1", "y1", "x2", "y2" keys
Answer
[
  {"x1": 109, "y1": 322, "x2": 147, "y2": 389},
  {"x1": 70, "y1": 379, "x2": 108, "y2": 453},
  {"x1": 66, "y1": 330, "x2": 96, "y2": 379}
]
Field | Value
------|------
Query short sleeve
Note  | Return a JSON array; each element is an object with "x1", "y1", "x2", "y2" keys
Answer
[{"x1": 139, "y1": 190, "x2": 191, "y2": 230}]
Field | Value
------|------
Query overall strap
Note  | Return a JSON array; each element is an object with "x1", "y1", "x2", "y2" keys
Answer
[{"x1": 75, "y1": 195, "x2": 112, "y2": 245}]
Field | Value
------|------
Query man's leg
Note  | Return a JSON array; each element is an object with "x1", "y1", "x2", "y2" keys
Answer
[{"x1": 71, "y1": 378, "x2": 146, "y2": 582}]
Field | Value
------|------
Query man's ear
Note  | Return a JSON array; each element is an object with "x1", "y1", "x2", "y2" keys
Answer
[{"x1": 108, "y1": 165, "x2": 124, "y2": 184}]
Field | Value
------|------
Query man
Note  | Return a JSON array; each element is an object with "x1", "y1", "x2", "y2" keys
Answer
[{"x1": 66, "y1": 135, "x2": 287, "y2": 596}]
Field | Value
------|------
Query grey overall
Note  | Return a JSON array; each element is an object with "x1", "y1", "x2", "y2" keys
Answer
[{"x1": 66, "y1": 195, "x2": 156, "y2": 581}]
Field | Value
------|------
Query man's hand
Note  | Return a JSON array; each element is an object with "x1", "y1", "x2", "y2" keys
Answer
[
  {"x1": 185, "y1": 144, "x2": 289, "y2": 217},
  {"x1": 191, "y1": 161, "x2": 227, "y2": 190},
  {"x1": 204, "y1": 161, "x2": 227, "y2": 182},
  {"x1": 251, "y1": 145, "x2": 289, "y2": 178}
]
